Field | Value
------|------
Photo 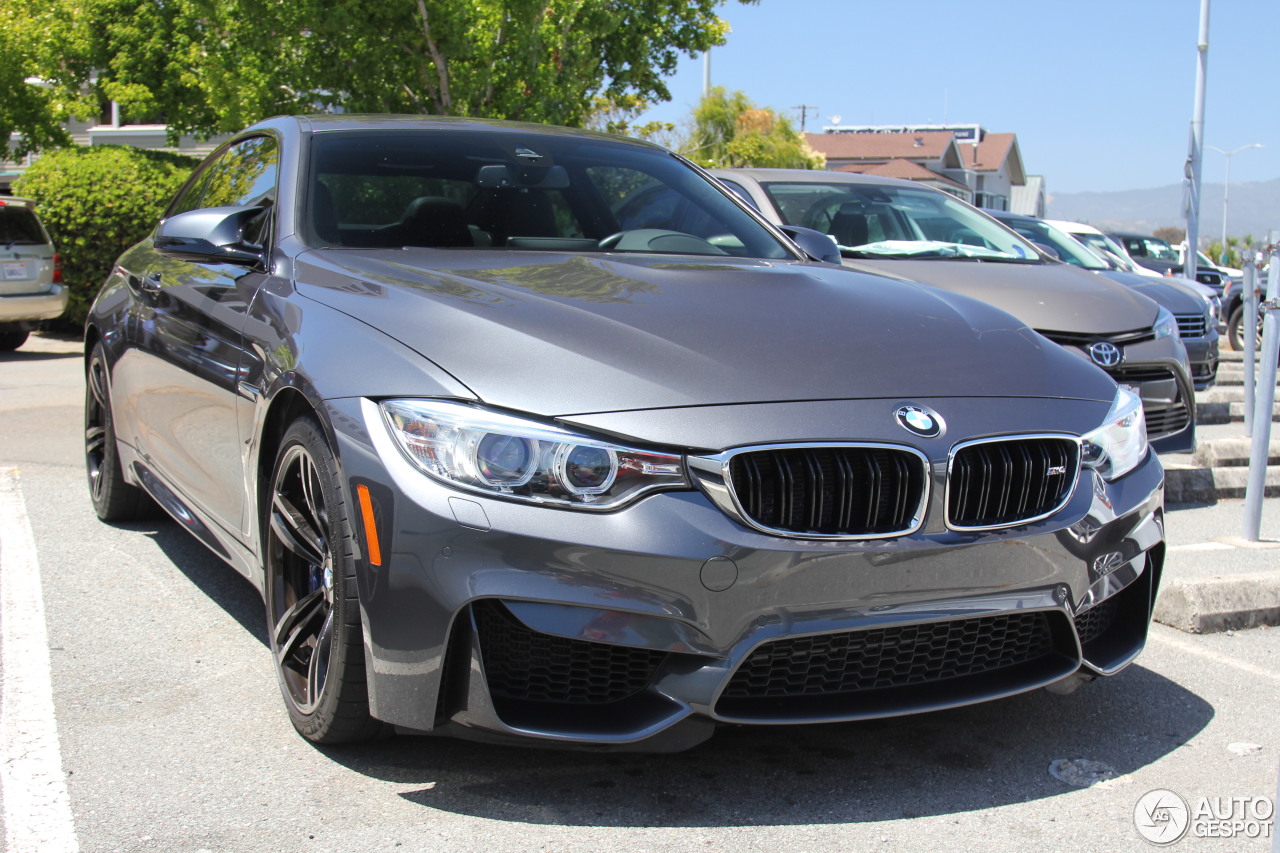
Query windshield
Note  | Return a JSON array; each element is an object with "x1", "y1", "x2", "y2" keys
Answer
[
  {"x1": 0, "y1": 206, "x2": 49, "y2": 246},
  {"x1": 1072, "y1": 232, "x2": 1135, "y2": 270},
  {"x1": 995, "y1": 217, "x2": 1109, "y2": 269},
  {"x1": 306, "y1": 131, "x2": 791, "y2": 259},
  {"x1": 758, "y1": 181, "x2": 1041, "y2": 262},
  {"x1": 1124, "y1": 236, "x2": 1179, "y2": 261}
]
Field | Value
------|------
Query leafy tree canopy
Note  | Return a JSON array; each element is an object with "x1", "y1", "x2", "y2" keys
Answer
[
  {"x1": 683, "y1": 86, "x2": 823, "y2": 169},
  {"x1": 1, "y1": 0, "x2": 757, "y2": 153}
]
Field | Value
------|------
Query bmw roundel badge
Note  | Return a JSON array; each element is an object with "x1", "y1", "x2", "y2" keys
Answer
[{"x1": 895, "y1": 404, "x2": 944, "y2": 438}]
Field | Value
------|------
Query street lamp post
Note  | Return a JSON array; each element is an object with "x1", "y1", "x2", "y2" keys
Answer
[{"x1": 1206, "y1": 142, "x2": 1264, "y2": 265}]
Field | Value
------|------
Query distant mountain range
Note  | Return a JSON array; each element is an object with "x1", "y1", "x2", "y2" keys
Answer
[{"x1": 1045, "y1": 178, "x2": 1280, "y2": 244}]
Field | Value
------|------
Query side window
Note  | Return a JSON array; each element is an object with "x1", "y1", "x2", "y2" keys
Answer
[
  {"x1": 168, "y1": 136, "x2": 279, "y2": 246},
  {"x1": 201, "y1": 137, "x2": 278, "y2": 209}
]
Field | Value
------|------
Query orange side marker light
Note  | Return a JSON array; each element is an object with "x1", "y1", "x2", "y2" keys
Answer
[{"x1": 355, "y1": 484, "x2": 383, "y2": 567}]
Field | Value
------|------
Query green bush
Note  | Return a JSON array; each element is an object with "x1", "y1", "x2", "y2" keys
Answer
[{"x1": 14, "y1": 145, "x2": 200, "y2": 328}]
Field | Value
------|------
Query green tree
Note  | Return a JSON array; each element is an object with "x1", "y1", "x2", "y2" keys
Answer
[
  {"x1": 682, "y1": 87, "x2": 823, "y2": 169},
  {"x1": 15, "y1": 0, "x2": 757, "y2": 144},
  {"x1": 0, "y1": 2, "x2": 98, "y2": 157},
  {"x1": 14, "y1": 146, "x2": 199, "y2": 325}
]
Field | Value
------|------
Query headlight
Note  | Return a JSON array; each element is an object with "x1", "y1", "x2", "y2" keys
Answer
[
  {"x1": 1152, "y1": 306, "x2": 1178, "y2": 340},
  {"x1": 1207, "y1": 294, "x2": 1221, "y2": 321},
  {"x1": 1080, "y1": 387, "x2": 1148, "y2": 481},
  {"x1": 380, "y1": 399, "x2": 688, "y2": 509}
]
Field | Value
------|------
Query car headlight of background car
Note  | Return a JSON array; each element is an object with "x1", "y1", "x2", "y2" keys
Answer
[
  {"x1": 381, "y1": 399, "x2": 688, "y2": 509},
  {"x1": 1152, "y1": 306, "x2": 1178, "y2": 340},
  {"x1": 1080, "y1": 386, "x2": 1148, "y2": 481}
]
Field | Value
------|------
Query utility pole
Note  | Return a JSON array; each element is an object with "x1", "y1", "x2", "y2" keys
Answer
[
  {"x1": 791, "y1": 105, "x2": 819, "y2": 133},
  {"x1": 1183, "y1": 0, "x2": 1210, "y2": 277},
  {"x1": 703, "y1": 49, "x2": 711, "y2": 97}
]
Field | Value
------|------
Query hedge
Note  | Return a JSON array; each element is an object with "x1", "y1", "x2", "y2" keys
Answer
[{"x1": 14, "y1": 145, "x2": 201, "y2": 329}]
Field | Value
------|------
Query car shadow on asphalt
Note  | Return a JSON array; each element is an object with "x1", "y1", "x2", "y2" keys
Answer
[
  {"x1": 0, "y1": 348, "x2": 81, "y2": 363},
  {"x1": 131, "y1": 512, "x2": 269, "y2": 647},
  {"x1": 325, "y1": 662, "x2": 1211, "y2": 826}
]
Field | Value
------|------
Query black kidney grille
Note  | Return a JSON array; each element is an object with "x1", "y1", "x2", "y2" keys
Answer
[
  {"x1": 948, "y1": 437, "x2": 1078, "y2": 529},
  {"x1": 727, "y1": 446, "x2": 925, "y2": 536},
  {"x1": 1074, "y1": 597, "x2": 1120, "y2": 645},
  {"x1": 722, "y1": 612, "x2": 1054, "y2": 700},
  {"x1": 473, "y1": 600, "x2": 667, "y2": 705}
]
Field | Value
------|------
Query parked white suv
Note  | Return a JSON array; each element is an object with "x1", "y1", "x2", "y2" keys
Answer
[{"x1": 0, "y1": 197, "x2": 64, "y2": 350}]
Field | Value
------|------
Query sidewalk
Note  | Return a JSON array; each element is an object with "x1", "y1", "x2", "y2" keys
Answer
[{"x1": 1156, "y1": 347, "x2": 1280, "y2": 633}]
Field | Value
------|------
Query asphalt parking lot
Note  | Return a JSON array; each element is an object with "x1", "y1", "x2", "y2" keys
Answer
[{"x1": 2, "y1": 333, "x2": 1277, "y2": 852}]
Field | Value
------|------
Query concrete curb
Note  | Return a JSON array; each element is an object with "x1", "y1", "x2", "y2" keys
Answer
[
  {"x1": 1154, "y1": 568, "x2": 1280, "y2": 633},
  {"x1": 1164, "y1": 463, "x2": 1280, "y2": 502}
]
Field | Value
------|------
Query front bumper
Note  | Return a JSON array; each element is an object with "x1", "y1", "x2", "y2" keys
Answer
[
  {"x1": 0, "y1": 284, "x2": 68, "y2": 325},
  {"x1": 327, "y1": 396, "x2": 1166, "y2": 750},
  {"x1": 1183, "y1": 332, "x2": 1219, "y2": 390}
]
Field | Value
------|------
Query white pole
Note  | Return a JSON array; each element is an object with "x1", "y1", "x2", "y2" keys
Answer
[
  {"x1": 1244, "y1": 259, "x2": 1257, "y2": 438},
  {"x1": 1207, "y1": 143, "x2": 1264, "y2": 265},
  {"x1": 1243, "y1": 253, "x2": 1279, "y2": 540},
  {"x1": 1183, "y1": 0, "x2": 1210, "y2": 277}
]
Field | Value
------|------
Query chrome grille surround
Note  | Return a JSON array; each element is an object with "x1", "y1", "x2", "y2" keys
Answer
[
  {"x1": 688, "y1": 442, "x2": 931, "y2": 540},
  {"x1": 945, "y1": 434, "x2": 1082, "y2": 532}
]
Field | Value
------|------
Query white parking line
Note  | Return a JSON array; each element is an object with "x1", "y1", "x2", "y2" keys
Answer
[
  {"x1": 0, "y1": 468, "x2": 79, "y2": 853},
  {"x1": 1152, "y1": 627, "x2": 1280, "y2": 683}
]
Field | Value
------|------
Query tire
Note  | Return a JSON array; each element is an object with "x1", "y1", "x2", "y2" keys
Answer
[
  {"x1": 1228, "y1": 303, "x2": 1277, "y2": 360},
  {"x1": 0, "y1": 330, "x2": 29, "y2": 351},
  {"x1": 85, "y1": 343, "x2": 152, "y2": 521},
  {"x1": 264, "y1": 417, "x2": 384, "y2": 743}
]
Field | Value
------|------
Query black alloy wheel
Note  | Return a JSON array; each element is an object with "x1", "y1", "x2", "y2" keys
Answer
[
  {"x1": 264, "y1": 417, "x2": 383, "y2": 743},
  {"x1": 85, "y1": 342, "x2": 150, "y2": 521}
]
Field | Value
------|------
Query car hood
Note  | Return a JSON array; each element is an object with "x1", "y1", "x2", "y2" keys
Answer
[
  {"x1": 1097, "y1": 270, "x2": 1205, "y2": 314},
  {"x1": 842, "y1": 258, "x2": 1161, "y2": 335},
  {"x1": 295, "y1": 249, "x2": 1116, "y2": 418}
]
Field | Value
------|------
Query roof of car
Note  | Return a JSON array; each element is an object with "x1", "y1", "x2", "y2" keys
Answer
[
  {"x1": 983, "y1": 208, "x2": 1035, "y2": 223},
  {"x1": 1046, "y1": 219, "x2": 1101, "y2": 234},
  {"x1": 259, "y1": 113, "x2": 664, "y2": 150},
  {"x1": 715, "y1": 167, "x2": 922, "y2": 191}
]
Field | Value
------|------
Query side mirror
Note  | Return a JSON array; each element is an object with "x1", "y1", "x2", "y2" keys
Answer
[
  {"x1": 153, "y1": 206, "x2": 266, "y2": 265},
  {"x1": 779, "y1": 225, "x2": 841, "y2": 264}
]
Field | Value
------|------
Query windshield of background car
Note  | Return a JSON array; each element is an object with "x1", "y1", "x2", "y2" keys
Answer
[
  {"x1": 758, "y1": 181, "x2": 1041, "y2": 262},
  {"x1": 0, "y1": 207, "x2": 49, "y2": 246},
  {"x1": 1074, "y1": 232, "x2": 1133, "y2": 267},
  {"x1": 1124, "y1": 236, "x2": 1179, "y2": 261},
  {"x1": 998, "y1": 218, "x2": 1108, "y2": 269},
  {"x1": 305, "y1": 131, "x2": 792, "y2": 259}
]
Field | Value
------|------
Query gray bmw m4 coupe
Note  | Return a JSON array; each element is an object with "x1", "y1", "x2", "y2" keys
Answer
[{"x1": 85, "y1": 115, "x2": 1165, "y2": 750}]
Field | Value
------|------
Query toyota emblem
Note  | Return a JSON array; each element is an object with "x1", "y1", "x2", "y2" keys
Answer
[
  {"x1": 895, "y1": 404, "x2": 944, "y2": 438},
  {"x1": 1088, "y1": 341, "x2": 1122, "y2": 368}
]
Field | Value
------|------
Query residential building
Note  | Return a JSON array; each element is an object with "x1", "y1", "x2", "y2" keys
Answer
[{"x1": 805, "y1": 123, "x2": 1041, "y2": 214}]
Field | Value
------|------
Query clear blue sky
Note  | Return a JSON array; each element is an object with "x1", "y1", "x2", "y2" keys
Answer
[{"x1": 640, "y1": 0, "x2": 1279, "y2": 195}]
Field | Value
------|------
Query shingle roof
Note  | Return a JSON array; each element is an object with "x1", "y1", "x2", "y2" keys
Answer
[
  {"x1": 805, "y1": 130, "x2": 956, "y2": 160},
  {"x1": 857, "y1": 159, "x2": 970, "y2": 192},
  {"x1": 970, "y1": 132, "x2": 1015, "y2": 171}
]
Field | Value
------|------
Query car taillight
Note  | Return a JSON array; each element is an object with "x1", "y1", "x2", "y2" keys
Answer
[{"x1": 53, "y1": 253, "x2": 62, "y2": 284}]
